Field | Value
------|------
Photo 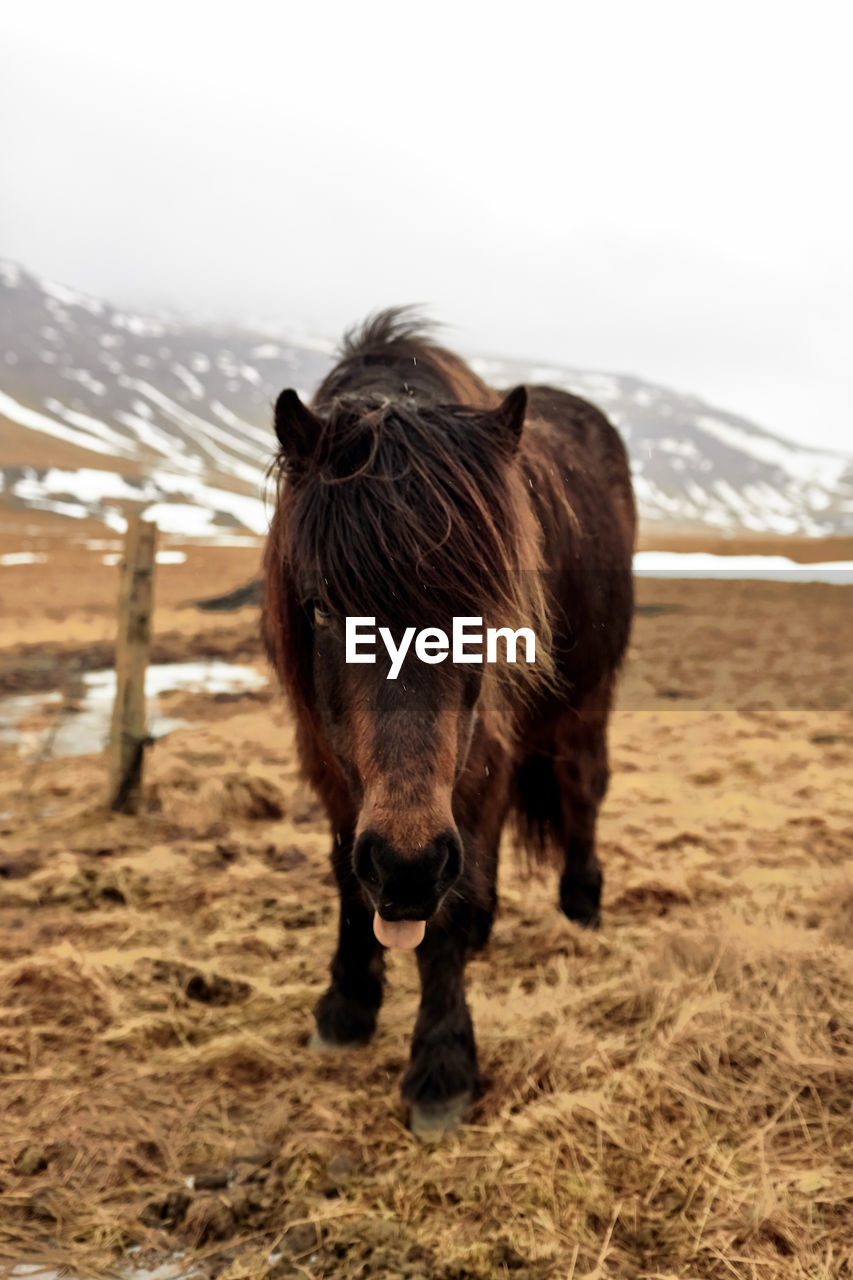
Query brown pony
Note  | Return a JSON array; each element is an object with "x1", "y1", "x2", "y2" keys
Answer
[{"x1": 263, "y1": 310, "x2": 635, "y2": 1135}]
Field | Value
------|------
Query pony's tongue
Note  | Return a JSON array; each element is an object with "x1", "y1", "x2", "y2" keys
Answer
[{"x1": 373, "y1": 913, "x2": 426, "y2": 949}]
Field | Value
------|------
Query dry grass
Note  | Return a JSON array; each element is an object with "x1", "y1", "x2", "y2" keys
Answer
[{"x1": 0, "y1": 573, "x2": 851, "y2": 1279}]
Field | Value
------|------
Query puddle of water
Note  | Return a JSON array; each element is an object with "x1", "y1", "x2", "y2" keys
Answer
[{"x1": 0, "y1": 660, "x2": 268, "y2": 760}]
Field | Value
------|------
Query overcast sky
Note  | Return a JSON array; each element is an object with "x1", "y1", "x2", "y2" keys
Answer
[{"x1": 1, "y1": 0, "x2": 850, "y2": 450}]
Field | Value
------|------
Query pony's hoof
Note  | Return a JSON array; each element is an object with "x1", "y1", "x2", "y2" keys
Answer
[
  {"x1": 314, "y1": 988, "x2": 379, "y2": 1045},
  {"x1": 559, "y1": 873, "x2": 602, "y2": 930},
  {"x1": 566, "y1": 905, "x2": 601, "y2": 930},
  {"x1": 309, "y1": 1025, "x2": 374, "y2": 1050},
  {"x1": 409, "y1": 1092, "x2": 472, "y2": 1142}
]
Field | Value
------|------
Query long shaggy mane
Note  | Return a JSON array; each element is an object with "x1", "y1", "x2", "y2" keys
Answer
[{"x1": 267, "y1": 312, "x2": 555, "y2": 695}]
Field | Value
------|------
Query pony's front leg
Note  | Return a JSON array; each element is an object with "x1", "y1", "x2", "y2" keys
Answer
[
  {"x1": 402, "y1": 924, "x2": 477, "y2": 1138},
  {"x1": 313, "y1": 843, "x2": 384, "y2": 1047}
]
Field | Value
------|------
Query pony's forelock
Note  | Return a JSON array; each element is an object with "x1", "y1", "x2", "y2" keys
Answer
[{"x1": 275, "y1": 394, "x2": 554, "y2": 694}]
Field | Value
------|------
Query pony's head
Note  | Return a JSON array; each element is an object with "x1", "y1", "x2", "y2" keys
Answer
[{"x1": 267, "y1": 386, "x2": 551, "y2": 947}]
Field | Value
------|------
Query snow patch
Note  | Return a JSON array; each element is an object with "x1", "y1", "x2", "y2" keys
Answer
[
  {"x1": 114, "y1": 410, "x2": 197, "y2": 461},
  {"x1": 634, "y1": 551, "x2": 853, "y2": 582},
  {"x1": 147, "y1": 470, "x2": 270, "y2": 533},
  {"x1": 172, "y1": 364, "x2": 205, "y2": 399},
  {"x1": 138, "y1": 503, "x2": 223, "y2": 537},
  {"x1": 0, "y1": 261, "x2": 21, "y2": 287},
  {"x1": 125, "y1": 380, "x2": 268, "y2": 486},
  {"x1": 0, "y1": 388, "x2": 120, "y2": 458},
  {"x1": 107, "y1": 549, "x2": 189, "y2": 566},
  {"x1": 697, "y1": 416, "x2": 851, "y2": 489},
  {"x1": 111, "y1": 311, "x2": 165, "y2": 337},
  {"x1": 62, "y1": 368, "x2": 107, "y2": 397},
  {"x1": 42, "y1": 278, "x2": 104, "y2": 315},
  {"x1": 43, "y1": 399, "x2": 135, "y2": 455},
  {"x1": 13, "y1": 466, "x2": 151, "y2": 507},
  {"x1": 209, "y1": 400, "x2": 276, "y2": 451},
  {"x1": 0, "y1": 553, "x2": 48, "y2": 566}
]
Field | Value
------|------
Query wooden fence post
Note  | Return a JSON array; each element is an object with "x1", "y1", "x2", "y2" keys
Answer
[{"x1": 108, "y1": 518, "x2": 157, "y2": 812}]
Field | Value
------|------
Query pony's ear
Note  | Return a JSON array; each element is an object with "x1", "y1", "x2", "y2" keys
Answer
[
  {"x1": 274, "y1": 389, "x2": 323, "y2": 460},
  {"x1": 492, "y1": 385, "x2": 528, "y2": 454}
]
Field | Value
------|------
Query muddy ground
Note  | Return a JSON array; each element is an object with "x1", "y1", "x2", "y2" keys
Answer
[{"x1": 0, "y1": 539, "x2": 851, "y2": 1280}]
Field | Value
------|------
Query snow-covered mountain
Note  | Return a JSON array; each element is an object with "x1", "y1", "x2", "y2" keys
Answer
[
  {"x1": 1, "y1": 259, "x2": 850, "y2": 539},
  {"x1": 470, "y1": 358, "x2": 852, "y2": 537}
]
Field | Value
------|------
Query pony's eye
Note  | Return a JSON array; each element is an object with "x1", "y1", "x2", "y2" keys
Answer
[{"x1": 312, "y1": 601, "x2": 331, "y2": 627}]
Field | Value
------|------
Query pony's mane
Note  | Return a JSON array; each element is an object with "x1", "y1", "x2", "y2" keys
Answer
[
  {"x1": 270, "y1": 322, "x2": 554, "y2": 694},
  {"x1": 341, "y1": 305, "x2": 437, "y2": 355}
]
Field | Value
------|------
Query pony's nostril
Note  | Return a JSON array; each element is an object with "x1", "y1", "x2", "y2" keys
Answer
[
  {"x1": 432, "y1": 839, "x2": 445, "y2": 890},
  {"x1": 441, "y1": 833, "x2": 462, "y2": 885},
  {"x1": 370, "y1": 845, "x2": 386, "y2": 885},
  {"x1": 354, "y1": 833, "x2": 382, "y2": 889}
]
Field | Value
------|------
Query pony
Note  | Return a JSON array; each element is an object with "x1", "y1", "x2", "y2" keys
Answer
[{"x1": 262, "y1": 309, "x2": 636, "y2": 1136}]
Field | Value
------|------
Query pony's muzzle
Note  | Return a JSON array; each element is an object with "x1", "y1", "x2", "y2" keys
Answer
[{"x1": 354, "y1": 828, "x2": 462, "y2": 935}]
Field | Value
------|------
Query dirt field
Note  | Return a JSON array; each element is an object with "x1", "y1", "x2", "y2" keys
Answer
[{"x1": 0, "y1": 539, "x2": 851, "y2": 1280}]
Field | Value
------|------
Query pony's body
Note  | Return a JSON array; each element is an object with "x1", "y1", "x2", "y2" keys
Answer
[{"x1": 263, "y1": 311, "x2": 635, "y2": 1134}]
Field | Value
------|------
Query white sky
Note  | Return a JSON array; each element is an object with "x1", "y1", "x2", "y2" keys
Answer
[{"x1": 1, "y1": 0, "x2": 850, "y2": 450}]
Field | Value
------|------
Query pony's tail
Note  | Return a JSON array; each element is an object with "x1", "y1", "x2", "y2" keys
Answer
[
  {"x1": 508, "y1": 673, "x2": 616, "y2": 869},
  {"x1": 510, "y1": 751, "x2": 566, "y2": 868}
]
